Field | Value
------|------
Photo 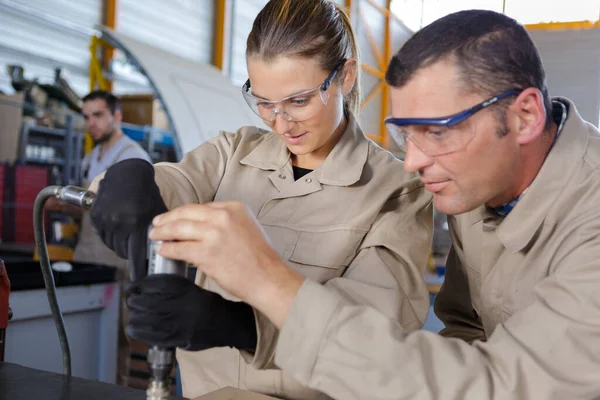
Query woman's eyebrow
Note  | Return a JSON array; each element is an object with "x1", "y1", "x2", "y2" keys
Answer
[{"x1": 252, "y1": 86, "x2": 315, "y2": 101}]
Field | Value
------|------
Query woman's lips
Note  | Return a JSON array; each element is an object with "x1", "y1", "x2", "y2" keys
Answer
[{"x1": 283, "y1": 132, "x2": 307, "y2": 145}]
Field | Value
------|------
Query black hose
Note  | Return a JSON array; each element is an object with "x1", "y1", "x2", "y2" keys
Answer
[{"x1": 33, "y1": 185, "x2": 71, "y2": 377}]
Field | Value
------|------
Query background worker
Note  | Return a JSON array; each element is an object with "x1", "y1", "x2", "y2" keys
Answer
[
  {"x1": 49, "y1": 90, "x2": 150, "y2": 386},
  {"x1": 74, "y1": 90, "x2": 151, "y2": 270},
  {"x1": 89, "y1": 1, "x2": 433, "y2": 399},
  {"x1": 132, "y1": 9, "x2": 600, "y2": 400}
]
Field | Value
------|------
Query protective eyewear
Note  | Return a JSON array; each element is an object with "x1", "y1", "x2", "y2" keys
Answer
[
  {"x1": 241, "y1": 61, "x2": 346, "y2": 122},
  {"x1": 385, "y1": 89, "x2": 521, "y2": 156}
]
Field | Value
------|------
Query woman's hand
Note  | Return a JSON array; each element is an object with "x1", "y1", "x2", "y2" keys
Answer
[{"x1": 149, "y1": 202, "x2": 305, "y2": 328}]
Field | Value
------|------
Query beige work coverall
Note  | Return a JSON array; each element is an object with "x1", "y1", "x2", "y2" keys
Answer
[{"x1": 273, "y1": 99, "x2": 600, "y2": 400}]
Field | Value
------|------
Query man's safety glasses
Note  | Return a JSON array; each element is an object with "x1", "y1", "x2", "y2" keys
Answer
[
  {"x1": 241, "y1": 61, "x2": 346, "y2": 122},
  {"x1": 385, "y1": 89, "x2": 521, "y2": 156}
]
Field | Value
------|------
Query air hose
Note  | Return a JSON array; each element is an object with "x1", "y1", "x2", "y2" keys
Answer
[{"x1": 33, "y1": 185, "x2": 95, "y2": 377}]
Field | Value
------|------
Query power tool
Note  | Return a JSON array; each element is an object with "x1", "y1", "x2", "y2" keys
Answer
[
  {"x1": 33, "y1": 185, "x2": 185, "y2": 400},
  {"x1": 145, "y1": 235, "x2": 188, "y2": 399}
]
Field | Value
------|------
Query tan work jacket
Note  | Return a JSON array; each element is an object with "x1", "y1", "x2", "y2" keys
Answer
[
  {"x1": 146, "y1": 114, "x2": 433, "y2": 399},
  {"x1": 273, "y1": 99, "x2": 600, "y2": 399}
]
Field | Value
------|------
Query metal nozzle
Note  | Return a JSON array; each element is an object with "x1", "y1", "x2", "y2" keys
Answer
[{"x1": 57, "y1": 185, "x2": 95, "y2": 210}]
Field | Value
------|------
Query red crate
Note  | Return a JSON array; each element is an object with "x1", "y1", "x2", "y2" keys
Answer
[
  {"x1": 0, "y1": 164, "x2": 5, "y2": 242},
  {"x1": 12, "y1": 165, "x2": 50, "y2": 243}
]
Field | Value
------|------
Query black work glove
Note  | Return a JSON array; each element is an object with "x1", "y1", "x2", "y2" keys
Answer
[
  {"x1": 90, "y1": 159, "x2": 167, "y2": 281},
  {"x1": 125, "y1": 274, "x2": 257, "y2": 351}
]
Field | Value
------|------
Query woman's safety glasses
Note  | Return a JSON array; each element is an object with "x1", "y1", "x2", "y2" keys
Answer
[
  {"x1": 241, "y1": 61, "x2": 346, "y2": 122},
  {"x1": 385, "y1": 89, "x2": 521, "y2": 156}
]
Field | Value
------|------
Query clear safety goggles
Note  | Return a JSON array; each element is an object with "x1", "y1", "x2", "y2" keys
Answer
[
  {"x1": 241, "y1": 61, "x2": 345, "y2": 122},
  {"x1": 385, "y1": 89, "x2": 521, "y2": 156}
]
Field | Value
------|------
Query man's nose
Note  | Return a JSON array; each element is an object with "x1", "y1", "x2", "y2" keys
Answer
[{"x1": 403, "y1": 140, "x2": 434, "y2": 173}]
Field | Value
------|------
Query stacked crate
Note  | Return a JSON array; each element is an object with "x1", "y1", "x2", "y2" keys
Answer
[
  {"x1": 0, "y1": 164, "x2": 5, "y2": 242},
  {"x1": 13, "y1": 165, "x2": 50, "y2": 243}
]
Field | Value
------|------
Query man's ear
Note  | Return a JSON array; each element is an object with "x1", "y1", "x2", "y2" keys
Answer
[
  {"x1": 510, "y1": 88, "x2": 547, "y2": 145},
  {"x1": 341, "y1": 59, "x2": 358, "y2": 95},
  {"x1": 113, "y1": 109, "x2": 123, "y2": 125}
]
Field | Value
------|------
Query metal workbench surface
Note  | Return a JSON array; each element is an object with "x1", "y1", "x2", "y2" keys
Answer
[{"x1": 0, "y1": 362, "x2": 182, "y2": 400}]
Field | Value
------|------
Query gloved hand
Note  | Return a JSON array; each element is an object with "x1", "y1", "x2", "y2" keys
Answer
[
  {"x1": 90, "y1": 159, "x2": 167, "y2": 281},
  {"x1": 125, "y1": 274, "x2": 257, "y2": 351}
]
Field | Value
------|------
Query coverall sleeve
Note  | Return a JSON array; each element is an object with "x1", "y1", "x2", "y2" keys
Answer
[
  {"x1": 246, "y1": 182, "x2": 434, "y2": 369},
  {"x1": 88, "y1": 132, "x2": 236, "y2": 209},
  {"x1": 151, "y1": 132, "x2": 236, "y2": 209},
  {"x1": 273, "y1": 214, "x2": 600, "y2": 400}
]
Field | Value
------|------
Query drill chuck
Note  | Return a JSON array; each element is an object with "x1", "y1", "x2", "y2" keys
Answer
[{"x1": 146, "y1": 347, "x2": 175, "y2": 400}]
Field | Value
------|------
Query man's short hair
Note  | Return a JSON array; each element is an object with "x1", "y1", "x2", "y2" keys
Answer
[
  {"x1": 82, "y1": 90, "x2": 120, "y2": 114},
  {"x1": 385, "y1": 9, "x2": 552, "y2": 128}
]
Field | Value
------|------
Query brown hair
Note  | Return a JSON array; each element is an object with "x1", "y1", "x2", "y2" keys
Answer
[
  {"x1": 246, "y1": 0, "x2": 361, "y2": 115},
  {"x1": 83, "y1": 90, "x2": 120, "y2": 114},
  {"x1": 386, "y1": 10, "x2": 552, "y2": 130}
]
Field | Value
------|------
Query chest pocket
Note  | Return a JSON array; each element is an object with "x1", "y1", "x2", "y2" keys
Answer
[{"x1": 287, "y1": 228, "x2": 366, "y2": 283}]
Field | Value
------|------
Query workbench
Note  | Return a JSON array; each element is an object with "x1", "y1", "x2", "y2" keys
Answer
[
  {"x1": 0, "y1": 362, "x2": 182, "y2": 400},
  {"x1": 5, "y1": 281, "x2": 120, "y2": 383},
  {"x1": 0, "y1": 362, "x2": 278, "y2": 400}
]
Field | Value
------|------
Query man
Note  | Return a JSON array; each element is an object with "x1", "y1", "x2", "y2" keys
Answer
[
  {"x1": 72, "y1": 90, "x2": 151, "y2": 269},
  {"x1": 93, "y1": 10, "x2": 600, "y2": 400},
  {"x1": 55, "y1": 90, "x2": 150, "y2": 387}
]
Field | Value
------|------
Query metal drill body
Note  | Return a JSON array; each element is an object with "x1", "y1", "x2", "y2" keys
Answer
[{"x1": 146, "y1": 234, "x2": 188, "y2": 399}]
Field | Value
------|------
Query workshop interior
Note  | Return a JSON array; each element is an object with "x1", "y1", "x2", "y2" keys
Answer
[{"x1": 0, "y1": 1, "x2": 599, "y2": 399}]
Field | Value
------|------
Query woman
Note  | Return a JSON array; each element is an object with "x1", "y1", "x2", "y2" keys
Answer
[{"x1": 90, "y1": 0, "x2": 433, "y2": 398}]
